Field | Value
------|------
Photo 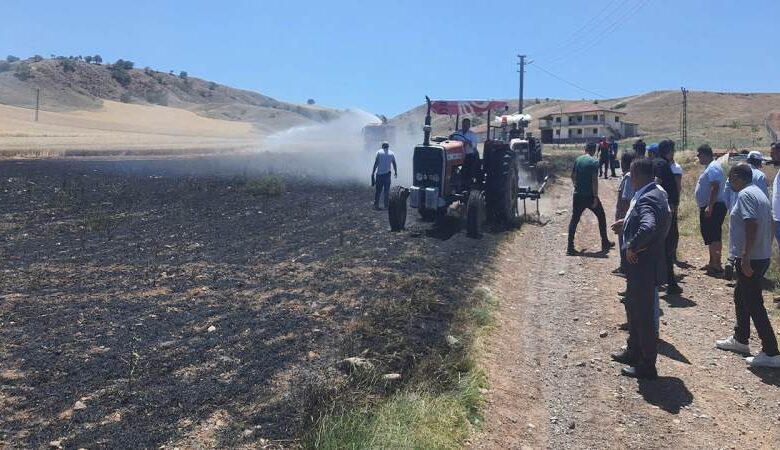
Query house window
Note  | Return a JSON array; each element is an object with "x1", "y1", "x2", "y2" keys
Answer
[
  {"x1": 591, "y1": 115, "x2": 598, "y2": 121},
  {"x1": 592, "y1": 128, "x2": 598, "y2": 134},
  {"x1": 599, "y1": 115, "x2": 605, "y2": 122},
  {"x1": 577, "y1": 128, "x2": 583, "y2": 135},
  {"x1": 615, "y1": 116, "x2": 620, "y2": 123},
  {"x1": 555, "y1": 117, "x2": 561, "y2": 123},
  {"x1": 555, "y1": 129, "x2": 560, "y2": 136},
  {"x1": 577, "y1": 115, "x2": 583, "y2": 122}
]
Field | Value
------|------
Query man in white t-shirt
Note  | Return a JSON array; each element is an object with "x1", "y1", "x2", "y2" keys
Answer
[
  {"x1": 371, "y1": 142, "x2": 397, "y2": 210},
  {"x1": 451, "y1": 118, "x2": 480, "y2": 187},
  {"x1": 694, "y1": 144, "x2": 728, "y2": 274}
]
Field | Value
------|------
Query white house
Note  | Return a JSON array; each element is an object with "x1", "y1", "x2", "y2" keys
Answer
[{"x1": 538, "y1": 104, "x2": 639, "y2": 144}]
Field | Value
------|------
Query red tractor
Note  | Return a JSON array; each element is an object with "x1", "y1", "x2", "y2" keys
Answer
[{"x1": 388, "y1": 97, "x2": 535, "y2": 237}]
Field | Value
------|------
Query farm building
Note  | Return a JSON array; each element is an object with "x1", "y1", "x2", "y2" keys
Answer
[{"x1": 538, "y1": 104, "x2": 639, "y2": 144}]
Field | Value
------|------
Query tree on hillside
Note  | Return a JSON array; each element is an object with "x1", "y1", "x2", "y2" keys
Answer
[
  {"x1": 208, "y1": 81, "x2": 218, "y2": 91},
  {"x1": 6, "y1": 55, "x2": 20, "y2": 62},
  {"x1": 307, "y1": 98, "x2": 315, "y2": 105},
  {"x1": 14, "y1": 62, "x2": 33, "y2": 80},
  {"x1": 0, "y1": 61, "x2": 10, "y2": 73},
  {"x1": 114, "y1": 59, "x2": 134, "y2": 70},
  {"x1": 31, "y1": 55, "x2": 43, "y2": 62},
  {"x1": 58, "y1": 58, "x2": 77, "y2": 72},
  {"x1": 179, "y1": 71, "x2": 188, "y2": 79},
  {"x1": 93, "y1": 55, "x2": 102, "y2": 65},
  {"x1": 84, "y1": 56, "x2": 93, "y2": 64},
  {"x1": 110, "y1": 62, "x2": 132, "y2": 87}
]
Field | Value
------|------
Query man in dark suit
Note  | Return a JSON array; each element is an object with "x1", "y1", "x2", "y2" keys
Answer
[{"x1": 610, "y1": 158, "x2": 671, "y2": 379}]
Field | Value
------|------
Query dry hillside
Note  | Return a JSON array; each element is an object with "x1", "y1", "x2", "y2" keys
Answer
[
  {"x1": 393, "y1": 91, "x2": 780, "y2": 149},
  {"x1": 0, "y1": 57, "x2": 344, "y2": 156}
]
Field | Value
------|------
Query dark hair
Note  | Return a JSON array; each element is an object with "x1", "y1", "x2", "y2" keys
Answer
[
  {"x1": 585, "y1": 142, "x2": 597, "y2": 152},
  {"x1": 771, "y1": 142, "x2": 780, "y2": 150},
  {"x1": 633, "y1": 139, "x2": 646, "y2": 156},
  {"x1": 658, "y1": 139, "x2": 675, "y2": 156},
  {"x1": 697, "y1": 144, "x2": 713, "y2": 157},
  {"x1": 729, "y1": 163, "x2": 752, "y2": 183},
  {"x1": 631, "y1": 158, "x2": 654, "y2": 179},
  {"x1": 462, "y1": 118, "x2": 471, "y2": 124},
  {"x1": 621, "y1": 151, "x2": 636, "y2": 171}
]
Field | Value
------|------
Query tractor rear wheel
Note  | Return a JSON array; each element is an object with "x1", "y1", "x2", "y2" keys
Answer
[
  {"x1": 388, "y1": 186, "x2": 408, "y2": 231},
  {"x1": 485, "y1": 144, "x2": 521, "y2": 228},
  {"x1": 504, "y1": 164, "x2": 521, "y2": 228},
  {"x1": 466, "y1": 189, "x2": 485, "y2": 239}
]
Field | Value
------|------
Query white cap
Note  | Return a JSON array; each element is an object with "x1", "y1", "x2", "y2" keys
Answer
[{"x1": 747, "y1": 150, "x2": 763, "y2": 162}]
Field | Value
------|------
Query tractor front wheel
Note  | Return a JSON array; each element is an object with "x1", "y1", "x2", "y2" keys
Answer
[
  {"x1": 466, "y1": 189, "x2": 485, "y2": 238},
  {"x1": 388, "y1": 186, "x2": 408, "y2": 231}
]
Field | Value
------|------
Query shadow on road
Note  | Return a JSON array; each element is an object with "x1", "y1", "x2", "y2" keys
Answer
[
  {"x1": 658, "y1": 339, "x2": 691, "y2": 364},
  {"x1": 637, "y1": 377, "x2": 694, "y2": 414},
  {"x1": 662, "y1": 294, "x2": 697, "y2": 308},
  {"x1": 748, "y1": 367, "x2": 780, "y2": 387}
]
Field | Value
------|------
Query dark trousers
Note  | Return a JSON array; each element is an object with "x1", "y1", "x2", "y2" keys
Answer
[
  {"x1": 568, "y1": 194, "x2": 609, "y2": 249},
  {"x1": 626, "y1": 280, "x2": 658, "y2": 370},
  {"x1": 733, "y1": 258, "x2": 779, "y2": 356},
  {"x1": 374, "y1": 173, "x2": 391, "y2": 208},
  {"x1": 463, "y1": 153, "x2": 481, "y2": 188},
  {"x1": 599, "y1": 158, "x2": 609, "y2": 177},
  {"x1": 665, "y1": 212, "x2": 679, "y2": 287},
  {"x1": 609, "y1": 155, "x2": 617, "y2": 177}
]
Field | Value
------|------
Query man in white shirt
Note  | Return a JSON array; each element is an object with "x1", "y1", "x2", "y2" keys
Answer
[
  {"x1": 371, "y1": 142, "x2": 397, "y2": 210},
  {"x1": 694, "y1": 144, "x2": 728, "y2": 274},
  {"x1": 451, "y1": 118, "x2": 480, "y2": 187}
]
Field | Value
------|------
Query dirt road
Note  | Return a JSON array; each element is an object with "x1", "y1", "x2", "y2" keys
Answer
[{"x1": 473, "y1": 177, "x2": 780, "y2": 449}]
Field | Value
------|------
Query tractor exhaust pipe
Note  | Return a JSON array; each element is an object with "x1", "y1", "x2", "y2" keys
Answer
[{"x1": 423, "y1": 96, "x2": 432, "y2": 146}]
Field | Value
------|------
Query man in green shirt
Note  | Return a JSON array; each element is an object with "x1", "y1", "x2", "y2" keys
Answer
[{"x1": 568, "y1": 142, "x2": 614, "y2": 255}]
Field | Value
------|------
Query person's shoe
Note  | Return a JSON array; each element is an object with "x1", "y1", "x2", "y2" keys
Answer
[
  {"x1": 706, "y1": 266, "x2": 724, "y2": 277},
  {"x1": 567, "y1": 247, "x2": 581, "y2": 256},
  {"x1": 611, "y1": 267, "x2": 622, "y2": 274},
  {"x1": 602, "y1": 241, "x2": 615, "y2": 252},
  {"x1": 667, "y1": 284, "x2": 683, "y2": 295},
  {"x1": 621, "y1": 366, "x2": 657, "y2": 379},
  {"x1": 746, "y1": 352, "x2": 780, "y2": 368},
  {"x1": 611, "y1": 349, "x2": 635, "y2": 364},
  {"x1": 716, "y1": 336, "x2": 751, "y2": 354},
  {"x1": 618, "y1": 322, "x2": 629, "y2": 331}
]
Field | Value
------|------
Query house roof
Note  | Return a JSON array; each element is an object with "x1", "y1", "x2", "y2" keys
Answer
[{"x1": 543, "y1": 103, "x2": 627, "y2": 116}]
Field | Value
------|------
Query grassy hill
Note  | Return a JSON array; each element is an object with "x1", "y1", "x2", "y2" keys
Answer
[{"x1": 393, "y1": 91, "x2": 780, "y2": 150}]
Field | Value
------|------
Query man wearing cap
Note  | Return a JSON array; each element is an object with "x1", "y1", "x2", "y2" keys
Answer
[
  {"x1": 746, "y1": 150, "x2": 768, "y2": 196},
  {"x1": 695, "y1": 144, "x2": 728, "y2": 275},
  {"x1": 715, "y1": 163, "x2": 779, "y2": 368},
  {"x1": 371, "y1": 141, "x2": 397, "y2": 210},
  {"x1": 654, "y1": 139, "x2": 683, "y2": 294},
  {"x1": 567, "y1": 142, "x2": 614, "y2": 255},
  {"x1": 451, "y1": 118, "x2": 480, "y2": 188}
]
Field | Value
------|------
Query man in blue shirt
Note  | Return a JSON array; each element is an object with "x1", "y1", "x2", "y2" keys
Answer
[
  {"x1": 695, "y1": 144, "x2": 728, "y2": 275},
  {"x1": 716, "y1": 163, "x2": 779, "y2": 368}
]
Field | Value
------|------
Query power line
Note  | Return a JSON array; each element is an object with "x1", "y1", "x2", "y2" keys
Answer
[
  {"x1": 529, "y1": 63, "x2": 607, "y2": 99},
  {"x1": 543, "y1": 0, "x2": 651, "y2": 66},
  {"x1": 536, "y1": 0, "x2": 624, "y2": 58}
]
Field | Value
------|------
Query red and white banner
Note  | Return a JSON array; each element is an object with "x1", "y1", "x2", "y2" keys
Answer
[{"x1": 430, "y1": 100, "x2": 509, "y2": 115}]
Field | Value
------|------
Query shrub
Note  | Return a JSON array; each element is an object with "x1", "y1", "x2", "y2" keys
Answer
[
  {"x1": 120, "y1": 92, "x2": 132, "y2": 103},
  {"x1": 208, "y1": 81, "x2": 217, "y2": 91},
  {"x1": 179, "y1": 71, "x2": 188, "y2": 79},
  {"x1": 14, "y1": 62, "x2": 33, "y2": 80},
  {"x1": 613, "y1": 102, "x2": 627, "y2": 110},
  {"x1": 247, "y1": 176, "x2": 286, "y2": 196},
  {"x1": 6, "y1": 55, "x2": 20, "y2": 62},
  {"x1": 0, "y1": 61, "x2": 10, "y2": 72},
  {"x1": 31, "y1": 55, "x2": 44, "y2": 62},
  {"x1": 93, "y1": 55, "x2": 102, "y2": 65},
  {"x1": 110, "y1": 64, "x2": 132, "y2": 87},
  {"x1": 114, "y1": 59, "x2": 134, "y2": 70},
  {"x1": 144, "y1": 89, "x2": 168, "y2": 106},
  {"x1": 307, "y1": 98, "x2": 316, "y2": 105},
  {"x1": 58, "y1": 58, "x2": 77, "y2": 72},
  {"x1": 84, "y1": 56, "x2": 93, "y2": 64}
]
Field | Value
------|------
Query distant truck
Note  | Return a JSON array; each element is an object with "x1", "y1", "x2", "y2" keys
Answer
[{"x1": 362, "y1": 123, "x2": 396, "y2": 152}]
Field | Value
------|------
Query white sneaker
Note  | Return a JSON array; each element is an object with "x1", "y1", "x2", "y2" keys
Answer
[
  {"x1": 715, "y1": 336, "x2": 750, "y2": 354},
  {"x1": 746, "y1": 352, "x2": 780, "y2": 368}
]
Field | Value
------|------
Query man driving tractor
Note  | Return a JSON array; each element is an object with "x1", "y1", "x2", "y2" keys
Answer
[{"x1": 451, "y1": 118, "x2": 480, "y2": 187}]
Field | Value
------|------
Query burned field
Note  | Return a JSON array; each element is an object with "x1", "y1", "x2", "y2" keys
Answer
[{"x1": 0, "y1": 156, "x2": 505, "y2": 448}]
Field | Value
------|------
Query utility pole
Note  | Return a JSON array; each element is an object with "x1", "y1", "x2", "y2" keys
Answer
[
  {"x1": 35, "y1": 88, "x2": 40, "y2": 122},
  {"x1": 517, "y1": 55, "x2": 526, "y2": 114},
  {"x1": 680, "y1": 87, "x2": 688, "y2": 150}
]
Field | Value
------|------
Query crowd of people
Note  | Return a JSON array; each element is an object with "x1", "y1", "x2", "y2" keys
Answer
[{"x1": 568, "y1": 138, "x2": 780, "y2": 379}]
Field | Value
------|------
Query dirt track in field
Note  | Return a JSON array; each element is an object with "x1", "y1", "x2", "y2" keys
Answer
[{"x1": 472, "y1": 176, "x2": 780, "y2": 449}]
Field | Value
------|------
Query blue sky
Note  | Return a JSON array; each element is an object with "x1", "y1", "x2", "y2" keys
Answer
[{"x1": 2, "y1": 0, "x2": 778, "y2": 115}]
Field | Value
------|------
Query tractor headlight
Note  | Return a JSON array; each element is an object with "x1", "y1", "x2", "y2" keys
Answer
[
  {"x1": 415, "y1": 173, "x2": 424, "y2": 181},
  {"x1": 429, "y1": 174, "x2": 440, "y2": 183}
]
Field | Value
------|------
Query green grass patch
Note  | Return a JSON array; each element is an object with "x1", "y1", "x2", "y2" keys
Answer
[
  {"x1": 306, "y1": 286, "x2": 499, "y2": 450},
  {"x1": 246, "y1": 175, "x2": 286, "y2": 196}
]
